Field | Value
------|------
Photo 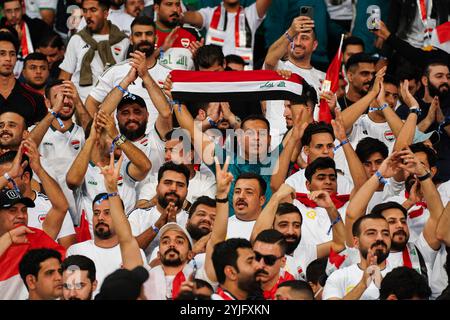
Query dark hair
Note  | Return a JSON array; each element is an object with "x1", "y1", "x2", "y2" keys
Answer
[
  {"x1": 396, "y1": 68, "x2": 420, "y2": 83},
  {"x1": 92, "y1": 192, "x2": 125, "y2": 210},
  {"x1": 157, "y1": 161, "x2": 190, "y2": 187},
  {"x1": 423, "y1": 60, "x2": 449, "y2": 77},
  {"x1": 409, "y1": 142, "x2": 438, "y2": 168},
  {"x1": 130, "y1": 15, "x2": 155, "y2": 31},
  {"x1": 82, "y1": 0, "x2": 110, "y2": 10},
  {"x1": 301, "y1": 121, "x2": 334, "y2": 147},
  {"x1": 254, "y1": 229, "x2": 288, "y2": 256},
  {"x1": 352, "y1": 212, "x2": 386, "y2": 237},
  {"x1": 188, "y1": 196, "x2": 216, "y2": 218},
  {"x1": 212, "y1": 238, "x2": 253, "y2": 284},
  {"x1": 371, "y1": 201, "x2": 408, "y2": 218},
  {"x1": 342, "y1": 36, "x2": 365, "y2": 54},
  {"x1": 44, "y1": 79, "x2": 64, "y2": 99},
  {"x1": 306, "y1": 257, "x2": 328, "y2": 286},
  {"x1": 241, "y1": 114, "x2": 271, "y2": 132},
  {"x1": 225, "y1": 54, "x2": 245, "y2": 67},
  {"x1": 355, "y1": 137, "x2": 388, "y2": 162},
  {"x1": 277, "y1": 280, "x2": 314, "y2": 299},
  {"x1": 194, "y1": 45, "x2": 224, "y2": 70},
  {"x1": 379, "y1": 266, "x2": 431, "y2": 300},
  {"x1": 0, "y1": 150, "x2": 32, "y2": 180},
  {"x1": 275, "y1": 203, "x2": 302, "y2": 225},
  {"x1": 38, "y1": 32, "x2": 64, "y2": 49},
  {"x1": 19, "y1": 248, "x2": 62, "y2": 289},
  {"x1": 0, "y1": 31, "x2": 19, "y2": 53},
  {"x1": 345, "y1": 52, "x2": 377, "y2": 71},
  {"x1": 383, "y1": 74, "x2": 399, "y2": 87},
  {"x1": 304, "y1": 157, "x2": 336, "y2": 182},
  {"x1": 23, "y1": 52, "x2": 48, "y2": 69},
  {"x1": 235, "y1": 172, "x2": 267, "y2": 196},
  {"x1": 61, "y1": 255, "x2": 96, "y2": 283},
  {"x1": 164, "y1": 128, "x2": 195, "y2": 157}
]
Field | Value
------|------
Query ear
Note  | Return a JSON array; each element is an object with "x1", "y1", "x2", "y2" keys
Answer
[
  {"x1": 305, "y1": 180, "x2": 311, "y2": 192},
  {"x1": 347, "y1": 70, "x2": 353, "y2": 82},
  {"x1": 280, "y1": 256, "x2": 286, "y2": 269},
  {"x1": 431, "y1": 167, "x2": 437, "y2": 177},
  {"x1": 26, "y1": 275, "x2": 37, "y2": 290},
  {"x1": 259, "y1": 195, "x2": 266, "y2": 207},
  {"x1": 353, "y1": 236, "x2": 359, "y2": 249},
  {"x1": 303, "y1": 145, "x2": 310, "y2": 157},
  {"x1": 92, "y1": 280, "x2": 98, "y2": 292},
  {"x1": 224, "y1": 265, "x2": 237, "y2": 281},
  {"x1": 22, "y1": 130, "x2": 29, "y2": 140},
  {"x1": 421, "y1": 75, "x2": 428, "y2": 87},
  {"x1": 386, "y1": 294, "x2": 398, "y2": 300},
  {"x1": 313, "y1": 40, "x2": 318, "y2": 52},
  {"x1": 197, "y1": 109, "x2": 207, "y2": 121},
  {"x1": 187, "y1": 250, "x2": 194, "y2": 261}
]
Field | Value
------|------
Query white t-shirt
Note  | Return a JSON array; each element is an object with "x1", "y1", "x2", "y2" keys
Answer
[
  {"x1": 438, "y1": 180, "x2": 450, "y2": 203},
  {"x1": 326, "y1": 0, "x2": 353, "y2": 20},
  {"x1": 127, "y1": 206, "x2": 189, "y2": 259},
  {"x1": 27, "y1": 191, "x2": 75, "y2": 240},
  {"x1": 348, "y1": 114, "x2": 395, "y2": 152},
  {"x1": 285, "y1": 169, "x2": 353, "y2": 196},
  {"x1": 108, "y1": 12, "x2": 134, "y2": 36},
  {"x1": 430, "y1": 245, "x2": 448, "y2": 299},
  {"x1": 199, "y1": 3, "x2": 264, "y2": 68},
  {"x1": 323, "y1": 263, "x2": 392, "y2": 300},
  {"x1": 59, "y1": 34, "x2": 130, "y2": 102},
  {"x1": 88, "y1": 60, "x2": 170, "y2": 129},
  {"x1": 226, "y1": 215, "x2": 256, "y2": 240},
  {"x1": 73, "y1": 161, "x2": 138, "y2": 233},
  {"x1": 66, "y1": 240, "x2": 148, "y2": 297},
  {"x1": 291, "y1": 242, "x2": 318, "y2": 280},
  {"x1": 293, "y1": 199, "x2": 348, "y2": 246},
  {"x1": 24, "y1": 0, "x2": 57, "y2": 19}
]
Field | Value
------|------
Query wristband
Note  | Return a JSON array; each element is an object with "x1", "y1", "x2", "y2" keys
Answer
[
  {"x1": 369, "y1": 103, "x2": 388, "y2": 112},
  {"x1": 327, "y1": 215, "x2": 342, "y2": 236},
  {"x1": 3, "y1": 172, "x2": 21, "y2": 193},
  {"x1": 284, "y1": 31, "x2": 294, "y2": 43},
  {"x1": 409, "y1": 107, "x2": 421, "y2": 116},
  {"x1": 417, "y1": 171, "x2": 431, "y2": 182},
  {"x1": 215, "y1": 196, "x2": 228, "y2": 203},
  {"x1": 207, "y1": 116, "x2": 217, "y2": 128},
  {"x1": 108, "y1": 192, "x2": 119, "y2": 197},
  {"x1": 95, "y1": 192, "x2": 119, "y2": 205},
  {"x1": 114, "y1": 134, "x2": 127, "y2": 147},
  {"x1": 116, "y1": 85, "x2": 136, "y2": 100},
  {"x1": 159, "y1": 47, "x2": 165, "y2": 60},
  {"x1": 333, "y1": 139, "x2": 349, "y2": 152},
  {"x1": 151, "y1": 224, "x2": 160, "y2": 234},
  {"x1": 375, "y1": 171, "x2": 389, "y2": 185},
  {"x1": 110, "y1": 134, "x2": 122, "y2": 154},
  {"x1": 168, "y1": 100, "x2": 181, "y2": 113},
  {"x1": 50, "y1": 110, "x2": 65, "y2": 129}
]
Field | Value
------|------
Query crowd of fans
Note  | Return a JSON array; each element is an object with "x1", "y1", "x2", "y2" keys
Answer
[{"x1": 0, "y1": 0, "x2": 449, "y2": 301}]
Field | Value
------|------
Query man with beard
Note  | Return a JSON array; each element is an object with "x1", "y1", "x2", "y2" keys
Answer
[
  {"x1": 61, "y1": 255, "x2": 97, "y2": 300},
  {"x1": 154, "y1": 0, "x2": 201, "y2": 71},
  {"x1": 59, "y1": 0, "x2": 130, "y2": 103},
  {"x1": 85, "y1": 16, "x2": 170, "y2": 129},
  {"x1": 128, "y1": 161, "x2": 190, "y2": 260},
  {"x1": 0, "y1": 111, "x2": 29, "y2": 154},
  {"x1": 346, "y1": 149, "x2": 444, "y2": 282},
  {"x1": 21, "y1": 53, "x2": 50, "y2": 96},
  {"x1": 323, "y1": 213, "x2": 392, "y2": 300},
  {"x1": 0, "y1": 32, "x2": 47, "y2": 126},
  {"x1": 250, "y1": 183, "x2": 346, "y2": 281},
  {"x1": 66, "y1": 192, "x2": 147, "y2": 297}
]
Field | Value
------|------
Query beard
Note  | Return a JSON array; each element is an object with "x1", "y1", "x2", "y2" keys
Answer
[
  {"x1": 428, "y1": 81, "x2": 449, "y2": 100},
  {"x1": 186, "y1": 222, "x2": 210, "y2": 241},
  {"x1": 157, "y1": 192, "x2": 184, "y2": 209},
  {"x1": 58, "y1": 106, "x2": 75, "y2": 121},
  {"x1": 119, "y1": 120, "x2": 147, "y2": 141},
  {"x1": 134, "y1": 41, "x2": 155, "y2": 57},
  {"x1": 237, "y1": 271, "x2": 261, "y2": 294},
  {"x1": 0, "y1": 131, "x2": 22, "y2": 149},
  {"x1": 285, "y1": 235, "x2": 301, "y2": 255},
  {"x1": 161, "y1": 248, "x2": 183, "y2": 267},
  {"x1": 390, "y1": 230, "x2": 409, "y2": 252},
  {"x1": 360, "y1": 240, "x2": 390, "y2": 264},
  {"x1": 94, "y1": 223, "x2": 112, "y2": 240},
  {"x1": 160, "y1": 15, "x2": 180, "y2": 28}
]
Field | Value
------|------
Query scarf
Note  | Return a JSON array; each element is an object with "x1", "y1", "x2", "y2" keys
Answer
[
  {"x1": 216, "y1": 287, "x2": 235, "y2": 300},
  {"x1": 263, "y1": 271, "x2": 295, "y2": 300},
  {"x1": 295, "y1": 192, "x2": 350, "y2": 209},
  {"x1": 405, "y1": 191, "x2": 428, "y2": 219},
  {"x1": 146, "y1": 264, "x2": 192, "y2": 300},
  {"x1": 77, "y1": 21, "x2": 127, "y2": 86}
]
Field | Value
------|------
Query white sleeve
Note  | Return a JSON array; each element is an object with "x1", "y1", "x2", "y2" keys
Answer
[
  {"x1": 136, "y1": 174, "x2": 157, "y2": 201},
  {"x1": 198, "y1": 7, "x2": 213, "y2": 29},
  {"x1": 59, "y1": 35, "x2": 80, "y2": 74},
  {"x1": 382, "y1": 178, "x2": 405, "y2": 200},
  {"x1": 89, "y1": 65, "x2": 117, "y2": 103},
  {"x1": 415, "y1": 232, "x2": 440, "y2": 268},
  {"x1": 245, "y1": 3, "x2": 265, "y2": 31},
  {"x1": 56, "y1": 211, "x2": 76, "y2": 239},
  {"x1": 322, "y1": 270, "x2": 345, "y2": 300},
  {"x1": 127, "y1": 209, "x2": 146, "y2": 236}
]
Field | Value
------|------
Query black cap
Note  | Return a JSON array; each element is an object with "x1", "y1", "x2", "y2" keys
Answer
[
  {"x1": 0, "y1": 189, "x2": 35, "y2": 209},
  {"x1": 345, "y1": 52, "x2": 378, "y2": 71},
  {"x1": 117, "y1": 94, "x2": 147, "y2": 110},
  {"x1": 95, "y1": 266, "x2": 149, "y2": 300}
]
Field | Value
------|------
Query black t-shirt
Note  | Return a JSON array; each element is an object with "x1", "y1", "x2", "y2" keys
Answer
[
  {"x1": 395, "y1": 98, "x2": 440, "y2": 132},
  {"x1": 0, "y1": 81, "x2": 47, "y2": 126},
  {"x1": 337, "y1": 95, "x2": 355, "y2": 111}
]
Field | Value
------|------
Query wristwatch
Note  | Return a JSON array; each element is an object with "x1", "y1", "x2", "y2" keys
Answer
[
  {"x1": 409, "y1": 107, "x2": 421, "y2": 116},
  {"x1": 114, "y1": 134, "x2": 127, "y2": 147}
]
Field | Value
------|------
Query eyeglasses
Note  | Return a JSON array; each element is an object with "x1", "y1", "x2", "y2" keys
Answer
[
  {"x1": 63, "y1": 282, "x2": 86, "y2": 290},
  {"x1": 254, "y1": 251, "x2": 283, "y2": 266}
]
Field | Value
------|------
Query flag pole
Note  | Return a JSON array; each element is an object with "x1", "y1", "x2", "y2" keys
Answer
[{"x1": 337, "y1": 34, "x2": 345, "y2": 58}]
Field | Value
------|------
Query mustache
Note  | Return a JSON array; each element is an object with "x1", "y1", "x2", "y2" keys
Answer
[
  {"x1": 255, "y1": 269, "x2": 268, "y2": 277},
  {"x1": 165, "y1": 191, "x2": 180, "y2": 199},
  {"x1": 170, "y1": 13, "x2": 179, "y2": 18},
  {"x1": 236, "y1": 199, "x2": 247, "y2": 206},
  {"x1": 125, "y1": 120, "x2": 141, "y2": 127},
  {"x1": 95, "y1": 222, "x2": 109, "y2": 229},
  {"x1": 439, "y1": 83, "x2": 449, "y2": 90},
  {"x1": 164, "y1": 248, "x2": 180, "y2": 256},
  {"x1": 371, "y1": 240, "x2": 388, "y2": 249},
  {"x1": 393, "y1": 230, "x2": 407, "y2": 237},
  {"x1": 137, "y1": 40, "x2": 153, "y2": 47}
]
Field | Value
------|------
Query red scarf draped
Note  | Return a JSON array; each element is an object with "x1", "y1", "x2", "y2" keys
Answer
[
  {"x1": 171, "y1": 270, "x2": 186, "y2": 299},
  {"x1": 263, "y1": 272, "x2": 295, "y2": 300},
  {"x1": 404, "y1": 192, "x2": 428, "y2": 219},
  {"x1": 295, "y1": 192, "x2": 350, "y2": 209},
  {"x1": 216, "y1": 287, "x2": 234, "y2": 300}
]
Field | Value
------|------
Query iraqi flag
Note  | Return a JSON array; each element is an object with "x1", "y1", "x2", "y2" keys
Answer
[
  {"x1": 0, "y1": 227, "x2": 66, "y2": 300},
  {"x1": 318, "y1": 34, "x2": 344, "y2": 123},
  {"x1": 170, "y1": 70, "x2": 313, "y2": 118},
  {"x1": 325, "y1": 247, "x2": 348, "y2": 276},
  {"x1": 431, "y1": 22, "x2": 450, "y2": 53}
]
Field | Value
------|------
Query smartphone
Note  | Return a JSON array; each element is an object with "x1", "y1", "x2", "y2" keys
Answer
[{"x1": 300, "y1": 6, "x2": 314, "y2": 19}]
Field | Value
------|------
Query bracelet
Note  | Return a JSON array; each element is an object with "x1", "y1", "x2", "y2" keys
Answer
[
  {"x1": 3, "y1": 172, "x2": 12, "y2": 181},
  {"x1": 284, "y1": 31, "x2": 294, "y2": 43},
  {"x1": 216, "y1": 196, "x2": 228, "y2": 203},
  {"x1": 95, "y1": 192, "x2": 119, "y2": 205},
  {"x1": 108, "y1": 192, "x2": 119, "y2": 197},
  {"x1": 168, "y1": 100, "x2": 181, "y2": 113},
  {"x1": 369, "y1": 103, "x2": 388, "y2": 112},
  {"x1": 151, "y1": 224, "x2": 160, "y2": 234},
  {"x1": 375, "y1": 171, "x2": 390, "y2": 185},
  {"x1": 114, "y1": 134, "x2": 127, "y2": 147},
  {"x1": 3, "y1": 172, "x2": 21, "y2": 193},
  {"x1": 50, "y1": 110, "x2": 65, "y2": 129},
  {"x1": 327, "y1": 215, "x2": 342, "y2": 236},
  {"x1": 116, "y1": 85, "x2": 136, "y2": 100},
  {"x1": 417, "y1": 171, "x2": 431, "y2": 182},
  {"x1": 333, "y1": 139, "x2": 349, "y2": 152},
  {"x1": 207, "y1": 116, "x2": 217, "y2": 128},
  {"x1": 409, "y1": 107, "x2": 421, "y2": 116},
  {"x1": 110, "y1": 134, "x2": 122, "y2": 154}
]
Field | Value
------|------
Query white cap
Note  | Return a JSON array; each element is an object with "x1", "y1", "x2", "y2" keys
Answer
[{"x1": 159, "y1": 222, "x2": 194, "y2": 248}]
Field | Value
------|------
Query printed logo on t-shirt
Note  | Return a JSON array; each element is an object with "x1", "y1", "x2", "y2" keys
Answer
[
  {"x1": 306, "y1": 210, "x2": 317, "y2": 220},
  {"x1": 118, "y1": 175, "x2": 123, "y2": 186},
  {"x1": 180, "y1": 38, "x2": 190, "y2": 48},
  {"x1": 345, "y1": 285, "x2": 355, "y2": 294},
  {"x1": 113, "y1": 46, "x2": 122, "y2": 56},
  {"x1": 140, "y1": 137, "x2": 148, "y2": 147},
  {"x1": 43, "y1": 142, "x2": 53, "y2": 146},
  {"x1": 384, "y1": 130, "x2": 395, "y2": 142},
  {"x1": 88, "y1": 180, "x2": 98, "y2": 186},
  {"x1": 71, "y1": 140, "x2": 81, "y2": 150},
  {"x1": 38, "y1": 214, "x2": 46, "y2": 223}
]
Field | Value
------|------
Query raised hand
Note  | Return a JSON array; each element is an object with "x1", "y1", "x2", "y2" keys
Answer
[
  {"x1": 289, "y1": 16, "x2": 315, "y2": 36},
  {"x1": 206, "y1": 102, "x2": 221, "y2": 123},
  {"x1": 377, "y1": 150, "x2": 403, "y2": 178},
  {"x1": 276, "y1": 69, "x2": 292, "y2": 80},
  {"x1": 371, "y1": 20, "x2": 391, "y2": 41},
  {"x1": 88, "y1": 113, "x2": 101, "y2": 142},
  {"x1": 163, "y1": 74, "x2": 173, "y2": 100},
  {"x1": 189, "y1": 38, "x2": 205, "y2": 58},
  {"x1": 397, "y1": 148, "x2": 428, "y2": 176},
  {"x1": 51, "y1": 89, "x2": 65, "y2": 114},
  {"x1": 399, "y1": 80, "x2": 419, "y2": 108},
  {"x1": 308, "y1": 190, "x2": 335, "y2": 209},
  {"x1": 22, "y1": 138, "x2": 42, "y2": 174},
  {"x1": 331, "y1": 109, "x2": 347, "y2": 142},
  {"x1": 96, "y1": 110, "x2": 120, "y2": 140},
  {"x1": 376, "y1": 82, "x2": 386, "y2": 106},
  {"x1": 98, "y1": 152, "x2": 124, "y2": 193},
  {"x1": 320, "y1": 91, "x2": 337, "y2": 113},
  {"x1": 192, "y1": 233, "x2": 211, "y2": 255},
  {"x1": 129, "y1": 51, "x2": 149, "y2": 79},
  {"x1": 215, "y1": 156, "x2": 233, "y2": 199},
  {"x1": 274, "y1": 183, "x2": 295, "y2": 202},
  {"x1": 7, "y1": 142, "x2": 28, "y2": 179},
  {"x1": 8, "y1": 226, "x2": 35, "y2": 245},
  {"x1": 166, "y1": 202, "x2": 178, "y2": 223},
  {"x1": 122, "y1": 65, "x2": 138, "y2": 86},
  {"x1": 62, "y1": 80, "x2": 80, "y2": 104},
  {"x1": 161, "y1": 26, "x2": 180, "y2": 51},
  {"x1": 369, "y1": 66, "x2": 386, "y2": 96},
  {"x1": 291, "y1": 107, "x2": 308, "y2": 141}
]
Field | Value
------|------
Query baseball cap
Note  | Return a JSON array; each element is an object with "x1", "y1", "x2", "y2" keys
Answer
[
  {"x1": 413, "y1": 129, "x2": 439, "y2": 145},
  {"x1": 95, "y1": 266, "x2": 149, "y2": 300},
  {"x1": 159, "y1": 222, "x2": 194, "y2": 249},
  {"x1": 0, "y1": 189, "x2": 35, "y2": 209},
  {"x1": 117, "y1": 94, "x2": 147, "y2": 110}
]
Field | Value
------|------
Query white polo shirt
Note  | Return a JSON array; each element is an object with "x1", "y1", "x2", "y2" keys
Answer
[{"x1": 226, "y1": 215, "x2": 256, "y2": 241}]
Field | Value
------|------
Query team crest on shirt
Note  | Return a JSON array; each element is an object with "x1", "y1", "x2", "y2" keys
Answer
[
  {"x1": 140, "y1": 137, "x2": 148, "y2": 147},
  {"x1": 180, "y1": 38, "x2": 190, "y2": 48},
  {"x1": 38, "y1": 214, "x2": 46, "y2": 223},
  {"x1": 117, "y1": 175, "x2": 123, "y2": 187},
  {"x1": 113, "y1": 46, "x2": 122, "y2": 56},
  {"x1": 384, "y1": 130, "x2": 395, "y2": 142},
  {"x1": 306, "y1": 210, "x2": 317, "y2": 220},
  {"x1": 71, "y1": 140, "x2": 81, "y2": 150}
]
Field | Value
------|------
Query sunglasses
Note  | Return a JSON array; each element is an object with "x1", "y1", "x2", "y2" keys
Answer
[{"x1": 254, "y1": 251, "x2": 283, "y2": 266}]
